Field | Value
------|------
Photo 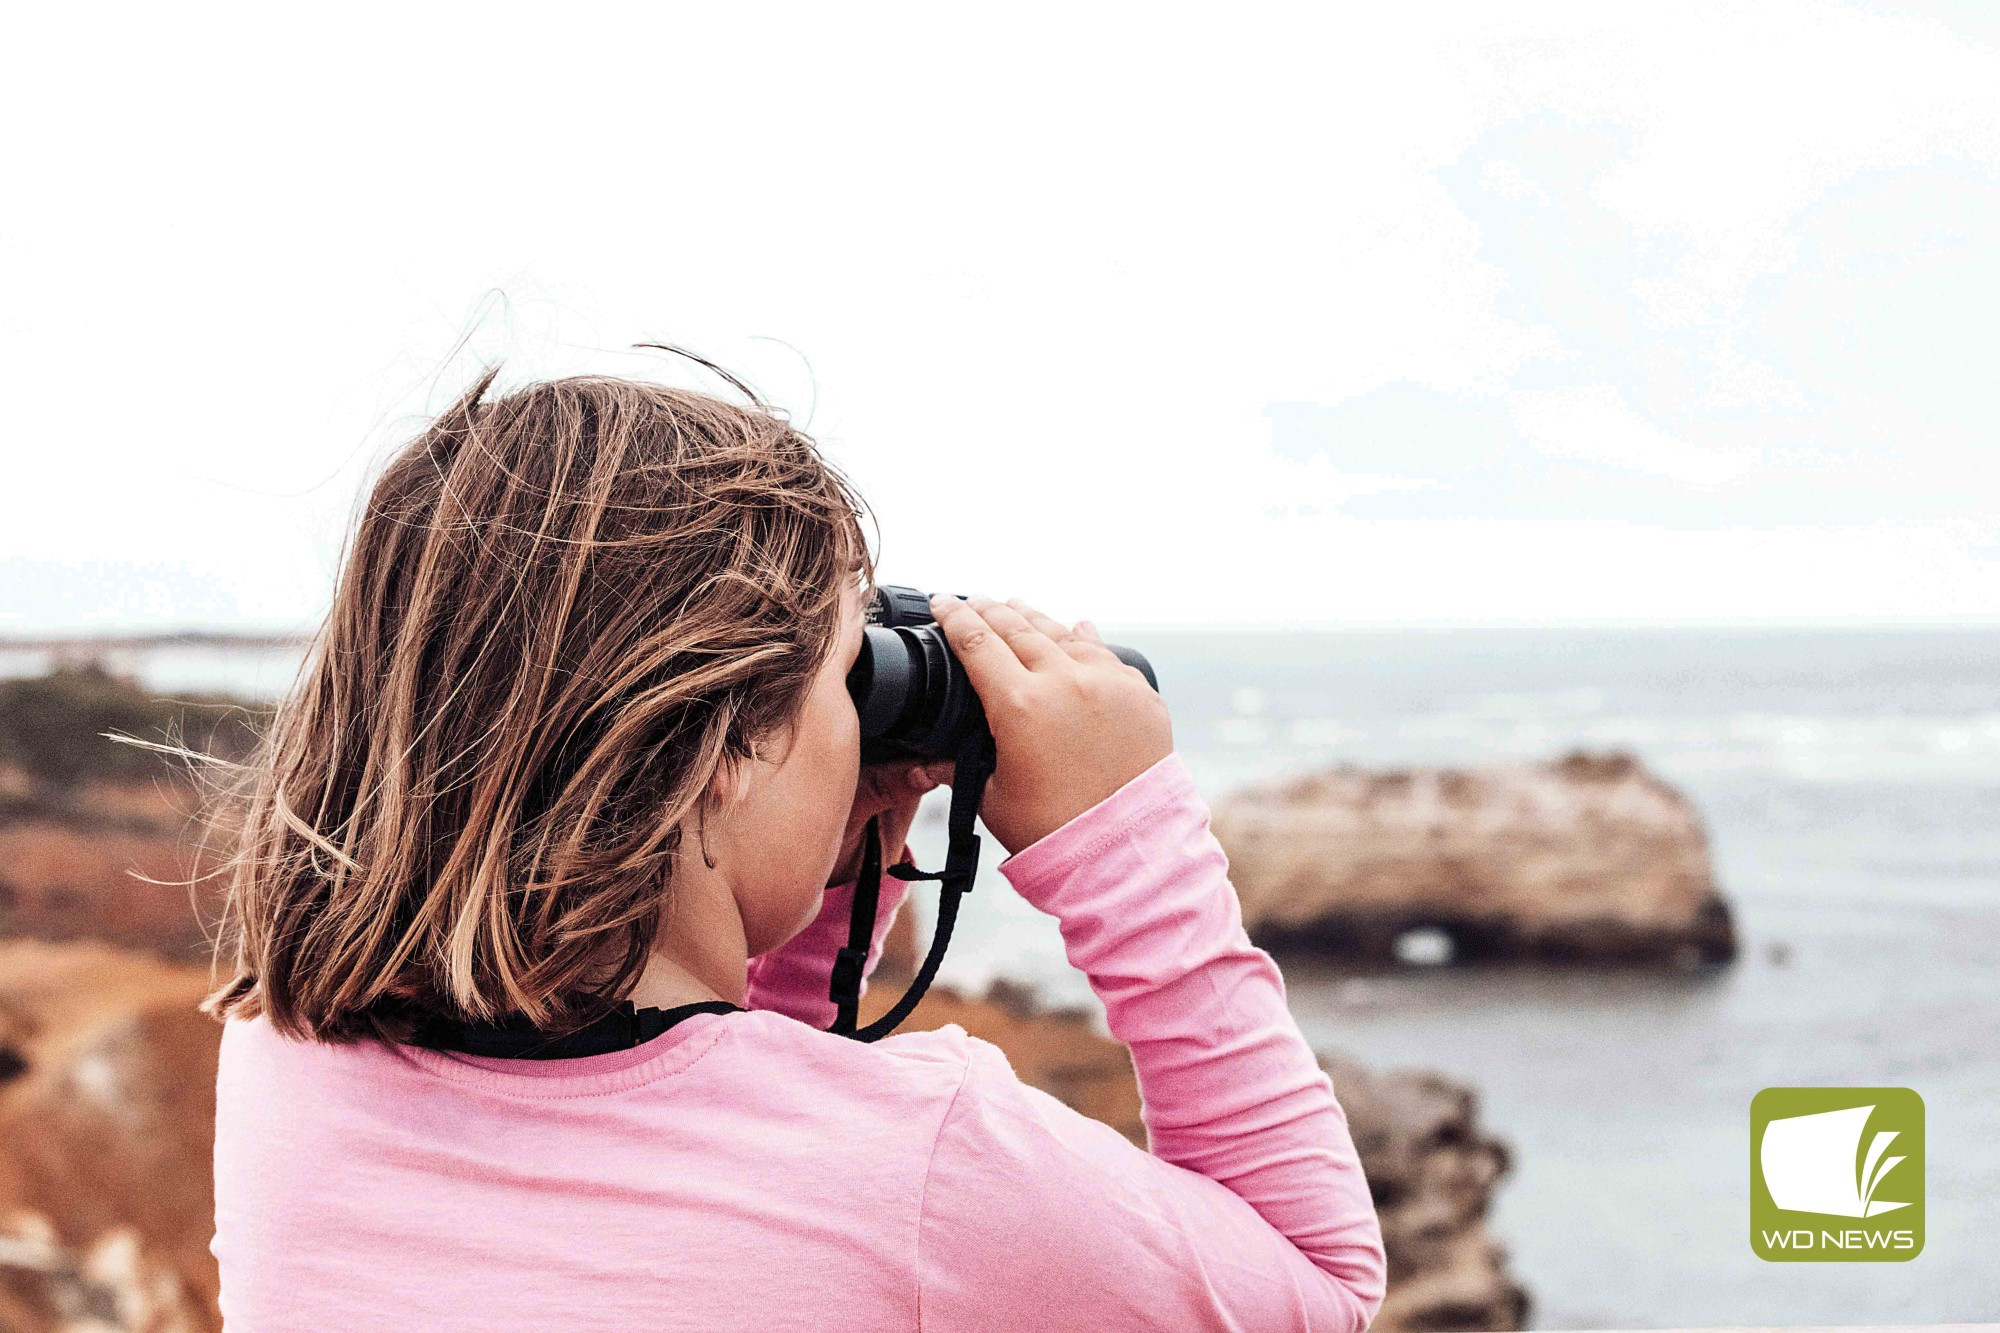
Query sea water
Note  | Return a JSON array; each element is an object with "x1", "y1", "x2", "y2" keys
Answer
[{"x1": 915, "y1": 628, "x2": 2000, "y2": 1328}]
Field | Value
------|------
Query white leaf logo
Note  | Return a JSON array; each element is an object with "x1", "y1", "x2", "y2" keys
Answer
[{"x1": 1759, "y1": 1105, "x2": 1910, "y2": 1218}]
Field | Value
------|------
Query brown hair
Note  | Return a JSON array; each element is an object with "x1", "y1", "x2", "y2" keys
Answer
[{"x1": 203, "y1": 365, "x2": 873, "y2": 1043}]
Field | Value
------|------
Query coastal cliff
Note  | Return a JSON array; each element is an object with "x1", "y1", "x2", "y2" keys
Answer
[
  {"x1": 1211, "y1": 751, "x2": 1738, "y2": 967},
  {"x1": 0, "y1": 942, "x2": 217, "y2": 1332}
]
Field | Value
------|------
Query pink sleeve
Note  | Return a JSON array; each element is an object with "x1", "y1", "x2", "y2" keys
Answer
[
  {"x1": 743, "y1": 843, "x2": 914, "y2": 1028},
  {"x1": 915, "y1": 752, "x2": 1387, "y2": 1332}
]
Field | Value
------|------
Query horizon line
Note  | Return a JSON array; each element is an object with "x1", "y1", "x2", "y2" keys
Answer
[{"x1": 5, "y1": 618, "x2": 2000, "y2": 646}]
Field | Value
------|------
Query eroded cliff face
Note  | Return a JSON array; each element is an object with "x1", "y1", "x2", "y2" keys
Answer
[
  {"x1": 1211, "y1": 751, "x2": 1737, "y2": 968},
  {"x1": 1320, "y1": 1051, "x2": 1526, "y2": 1332},
  {"x1": 0, "y1": 943, "x2": 219, "y2": 1333}
]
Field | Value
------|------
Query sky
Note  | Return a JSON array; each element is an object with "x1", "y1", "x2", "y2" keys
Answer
[{"x1": 3, "y1": 1, "x2": 1996, "y2": 632}]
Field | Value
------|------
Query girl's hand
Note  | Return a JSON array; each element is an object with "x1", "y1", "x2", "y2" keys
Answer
[
  {"x1": 827, "y1": 759, "x2": 956, "y2": 886},
  {"x1": 929, "y1": 594, "x2": 1172, "y2": 856}
]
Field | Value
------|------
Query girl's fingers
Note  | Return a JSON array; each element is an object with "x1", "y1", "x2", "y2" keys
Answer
[
  {"x1": 930, "y1": 595, "x2": 1034, "y2": 694},
  {"x1": 1006, "y1": 598, "x2": 1076, "y2": 644},
  {"x1": 1001, "y1": 598, "x2": 1115, "y2": 666},
  {"x1": 1053, "y1": 616, "x2": 1119, "y2": 665},
  {"x1": 963, "y1": 596, "x2": 1068, "y2": 672}
]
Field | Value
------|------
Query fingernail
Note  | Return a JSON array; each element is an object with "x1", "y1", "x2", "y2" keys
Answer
[{"x1": 930, "y1": 593, "x2": 951, "y2": 611}]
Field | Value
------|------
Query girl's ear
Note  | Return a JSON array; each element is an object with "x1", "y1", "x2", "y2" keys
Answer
[{"x1": 707, "y1": 753, "x2": 753, "y2": 809}]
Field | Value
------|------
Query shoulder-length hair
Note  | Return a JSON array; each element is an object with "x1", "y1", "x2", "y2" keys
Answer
[{"x1": 204, "y1": 365, "x2": 873, "y2": 1043}]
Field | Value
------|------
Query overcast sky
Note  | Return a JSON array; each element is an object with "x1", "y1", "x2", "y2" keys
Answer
[{"x1": 4, "y1": 2, "x2": 1996, "y2": 631}]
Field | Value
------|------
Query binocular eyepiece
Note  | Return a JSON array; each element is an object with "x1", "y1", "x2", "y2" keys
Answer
[{"x1": 845, "y1": 585, "x2": 1159, "y2": 765}]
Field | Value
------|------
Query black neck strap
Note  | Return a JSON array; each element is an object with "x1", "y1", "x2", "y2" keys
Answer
[
  {"x1": 829, "y1": 728, "x2": 998, "y2": 1041},
  {"x1": 411, "y1": 998, "x2": 743, "y2": 1060}
]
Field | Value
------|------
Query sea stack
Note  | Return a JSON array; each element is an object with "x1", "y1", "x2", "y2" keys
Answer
[{"x1": 1211, "y1": 751, "x2": 1738, "y2": 967}]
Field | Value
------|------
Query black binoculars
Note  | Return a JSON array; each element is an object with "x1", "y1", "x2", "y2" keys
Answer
[{"x1": 845, "y1": 585, "x2": 1159, "y2": 765}]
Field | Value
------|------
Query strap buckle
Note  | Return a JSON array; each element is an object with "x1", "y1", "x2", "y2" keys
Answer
[
  {"x1": 886, "y1": 832, "x2": 981, "y2": 893},
  {"x1": 829, "y1": 944, "x2": 868, "y2": 1004},
  {"x1": 941, "y1": 831, "x2": 982, "y2": 891}
]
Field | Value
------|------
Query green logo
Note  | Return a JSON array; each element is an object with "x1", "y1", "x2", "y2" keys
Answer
[{"x1": 1751, "y1": 1087, "x2": 1923, "y2": 1261}]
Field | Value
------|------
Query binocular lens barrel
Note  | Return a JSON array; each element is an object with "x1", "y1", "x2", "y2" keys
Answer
[{"x1": 845, "y1": 586, "x2": 1158, "y2": 765}]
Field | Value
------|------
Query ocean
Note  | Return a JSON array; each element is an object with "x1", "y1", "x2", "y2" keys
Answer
[
  {"x1": 914, "y1": 627, "x2": 2000, "y2": 1329},
  {"x1": 26, "y1": 627, "x2": 1997, "y2": 1327}
]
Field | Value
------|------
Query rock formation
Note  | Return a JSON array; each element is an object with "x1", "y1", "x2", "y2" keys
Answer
[
  {"x1": 1319, "y1": 1051, "x2": 1526, "y2": 1331},
  {"x1": 1211, "y1": 751, "x2": 1737, "y2": 967},
  {"x1": 0, "y1": 942, "x2": 219, "y2": 1332}
]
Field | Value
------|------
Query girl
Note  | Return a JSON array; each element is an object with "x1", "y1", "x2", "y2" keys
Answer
[{"x1": 207, "y1": 367, "x2": 1386, "y2": 1330}]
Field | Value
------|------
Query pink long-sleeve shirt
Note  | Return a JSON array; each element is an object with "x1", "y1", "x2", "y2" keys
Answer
[{"x1": 211, "y1": 751, "x2": 1386, "y2": 1330}]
